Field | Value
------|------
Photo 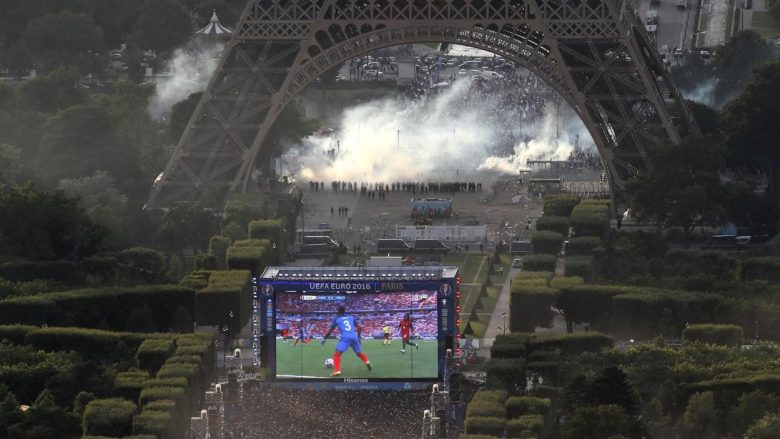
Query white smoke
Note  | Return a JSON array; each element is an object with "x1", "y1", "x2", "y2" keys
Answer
[
  {"x1": 681, "y1": 78, "x2": 717, "y2": 107},
  {"x1": 147, "y1": 42, "x2": 223, "y2": 119},
  {"x1": 285, "y1": 78, "x2": 591, "y2": 182}
]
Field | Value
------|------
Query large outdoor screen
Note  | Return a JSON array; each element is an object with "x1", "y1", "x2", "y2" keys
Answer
[{"x1": 275, "y1": 291, "x2": 439, "y2": 379}]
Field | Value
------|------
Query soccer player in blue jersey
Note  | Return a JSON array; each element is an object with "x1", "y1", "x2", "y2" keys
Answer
[
  {"x1": 293, "y1": 320, "x2": 314, "y2": 346},
  {"x1": 321, "y1": 305, "x2": 372, "y2": 376}
]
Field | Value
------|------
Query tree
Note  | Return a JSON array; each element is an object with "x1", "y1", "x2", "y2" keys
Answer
[
  {"x1": 728, "y1": 391, "x2": 780, "y2": 436},
  {"x1": 35, "y1": 105, "x2": 137, "y2": 184},
  {"x1": 721, "y1": 61, "x2": 780, "y2": 200},
  {"x1": 685, "y1": 100, "x2": 720, "y2": 136},
  {"x1": 678, "y1": 391, "x2": 717, "y2": 439},
  {"x1": 626, "y1": 136, "x2": 726, "y2": 245},
  {"x1": 562, "y1": 404, "x2": 637, "y2": 439},
  {"x1": 169, "y1": 92, "x2": 202, "y2": 143},
  {"x1": 0, "y1": 144, "x2": 21, "y2": 185},
  {"x1": 0, "y1": 184, "x2": 106, "y2": 260},
  {"x1": 22, "y1": 10, "x2": 105, "y2": 74},
  {"x1": 712, "y1": 30, "x2": 775, "y2": 105},
  {"x1": 60, "y1": 171, "x2": 129, "y2": 238},
  {"x1": 744, "y1": 413, "x2": 780, "y2": 439},
  {"x1": 7, "y1": 389, "x2": 81, "y2": 439},
  {"x1": 670, "y1": 54, "x2": 715, "y2": 95},
  {"x1": 17, "y1": 66, "x2": 86, "y2": 113},
  {"x1": 157, "y1": 203, "x2": 220, "y2": 253},
  {"x1": 132, "y1": 0, "x2": 192, "y2": 53},
  {"x1": 587, "y1": 367, "x2": 638, "y2": 414}
]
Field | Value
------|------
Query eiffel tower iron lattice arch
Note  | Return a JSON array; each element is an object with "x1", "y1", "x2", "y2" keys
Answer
[{"x1": 146, "y1": 0, "x2": 699, "y2": 210}]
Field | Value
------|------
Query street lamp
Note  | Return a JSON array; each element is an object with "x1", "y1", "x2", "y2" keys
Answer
[{"x1": 501, "y1": 312, "x2": 507, "y2": 335}]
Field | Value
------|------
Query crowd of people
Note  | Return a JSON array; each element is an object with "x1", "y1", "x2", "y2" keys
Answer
[
  {"x1": 275, "y1": 292, "x2": 440, "y2": 340},
  {"x1": 225, "y1": 386, "x2": 429, "y2": 438}
]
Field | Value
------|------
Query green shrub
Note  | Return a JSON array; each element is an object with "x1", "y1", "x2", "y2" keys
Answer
[
  {"x1": 138, "y1": 386, "x2": 185, "y2": 406},
  {"x1": 464, "y1": 416, "x2": 506, "y2": 436},
  {"x1": 466, "y1": 398, "x2": 507, "y2": 418},
  {"x1": 195, "y1": 255, "x2": 218, "y2": 271},
  {"x1": 114, "y1": 370, "x2": 150, "y2": 400},
  {"x1": 165, "y1": 354, "x2": 201, "y2": 365},
  {"x1": 612, "y1": 288, "x2": 721, "y2": 337},
  {"x1": 491, "y1": 342, "x2": 525, "y2": 359},
  {"x1": 683, "y1": 324, "x2": 743, "y2": 346},
  {"x1": 505, "y1": 396, "x2": 551, "y2": 418},
  {"x1": 226, "y1": 239, "x2": 269, "y2": 275},
  {"x1": 248, "y1": 219, "x2": 287, "y2": 264},
  {"x1": 143, "y1": 377, "x2": 188, "y2": 388},
  {"x1": 567, "y1": 237, "x2": 602, "y2": 256},
  {"x1": 486, "y1": 358, "x2": 526, "y2": 391},
  {"x1": 471, "y1": 390, "x2": 509, "y2": 405},
  {"x1": 157, "y1": 363, "x2": 199, "y2": 383},
  {"x1": 531, "y1": 231, "x2": 565, "y2": 255},
  {"x1": 144, "y1": 399, "x2": 176, "y2": 412},
  {"x1": 0, "y1": 260, "x2": 84, "y2": 284},
  {"x1": 179, "y1": 271, "x2": 210, "y2": 291},
  {"x1": 132, "y1": 410, "x2": 173, "y2": 438},
  {"x1": 223, "y1": 193, "x2": 268, "y2": 228},
  {"x1": 82, "y1": 398, "x2": 137, "y2": 437},
  {"x1": 195, "y1": 270, "x2": 251, "y2": 332},
  {"x1": 564, "y1": 256, "x2": 593, "y2": 281},
  {"x1": 553, "y1": 284, "x2": 622, "y2": 331},
  {"x1": 520, "y1": 255, "x2": 557, "y2": 272},
  {"x1": 506, "y1": 414, "x2": 544, "y2": 438},
  {"x1": 0, "y1": 324, "x2": 36, "y2": 344},
  {"x1": 542, "y1": 194, "x2": 579, "y2": 217},
  {"x1": 136, "y1": 339, "x2": 174, "y2": 374},
  {"x1": 208, "y1": 235, "x2": 231, "y2": 269},
  {"x1": 535, "y1": 216, "x2": 570, "y2": 236},
  {"x1": 458, "y1": 435, "x2": 500, "y2": 439},
  {"x1": 24, "y1": 327, "x2": 154, "y2": 357},
  {"x1": 570, "y1": 212, "x2": 608, "y2": 238},
  {"x1": 510, "y1": 287, "x2": 556, "y2": 332},
  {"x1": 741, "y1": 257, "x2": 780, "y2": 282},
  {"x1": 118, "y1": 247, "x2": 166, "y2": 283},
  {"x1": 529, "y1": 332, "x2": 614, "y2": 354},
  {"x1": 0, "y1": 285, "x2": 195, "y2": 332},
  {"x1": 549, "y1": 276, "x2": 584, "y2": 289}
]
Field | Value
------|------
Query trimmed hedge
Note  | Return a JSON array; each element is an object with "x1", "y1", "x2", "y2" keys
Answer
[
  {"x1": 226, "y1": 239, "x2": 269, "y2": 275},
  {"x1": 505, "y1": 396, "x2": 551, "y2": 418},
  {"x1": 471, "y1": 390, "x2": 509, "y2": 405},
  {"x1": 531, "y1": 231, "x2": 565, "y2": 255},
  {"x1": 528, "y1": 332, "x2": 614, "y2": 354},
  {"x1": 115, "y1": 370, "x2": 151, "y2": 401},
  {"x1": 553, "y1": 284, "x2": 622, "y2": 331},
  {"x1": 0, "y1": 260, "x2": 84, "y2": 284},
  {"x1": 566, "y1": 237, "x2": 602, "y2": 256},
  {"x1": 208, "y1": 236, "x2": 231, "y2": 269},
  {"x1": 491, "y1": 342, "x2": 525, "y2": 359},
  {"x1": 486, "y1": 358, "x2": 526, "y2": 391},
  {"x1": 138, "y1": 386, "x2": 186, "y2": 406},
  {"x1": 144, "y1": 399, "x2": 176, "y2": 412},
  {"x1": 510, "y1": 287, "x2": 556, "y2": 332},
  {"x1": 179, "y1": 271, "x2": 210, "y2": 291},
  {"x1": 466, "y1": 398, "x2": 507, "y2": 418},
  {"x1": 683, "y1": 324, "x2": 743, "y2": 346},
  {"x1": 132, "y1": 410, "x2": 173, "y2": 438},
  {"x1": 0, "y1": 324, "x2": 37, "y2": 344},
  {"x1": 506, "y1": 415, "x2": 544, "y2": 438},
  {"x1": 542, "y1": 194, "x2": 579, "y2": 217},
  {"x1": 143, "y1": 377, "x2": 188, "y2": 389},
  {"x1": 458, "y1": 435, "x2": 500, "y2": 439},
  {"x1": 248, "y1": 219, "x2": 287, "y2": 265},
  {"x1": 741, "y1": 257, "x2": 780, "y2": 282},
  {"x1": 563, "y1": 256, "x2": 593, "y2": 281},
  {"x1": 23, "y1": 327, "x2": 166, "y2": 358},
  {"x1": 195, "y1": 270, "x2": 251, "y2": 333},
  {"x1": 611, "y1": 288, "x2": 721, "y2": 338},
  {"x1": 223, "y1": 193, "x2": 269, "y2": 228},
  {"x1": 0, "y1": 285, "x2": 195, "y2": 332},
  {"x1": 535, "y1": 216, "x2": 570, "y2": 236},
  {"x1": 520, "y1": 255, "x2": 557, "y2": 272},
  {"x1": 136, "y1": 339, "x2": 174, "y2": 374},
  {"x1": 570, "y1": 212, "x2": 609, "y2": 238},
  {"x1": 82, "y1": 398, "x2": 137, "y2": 437},
  {"x1": 464, "y1": 416, "x2": 506, "y2": 436}
]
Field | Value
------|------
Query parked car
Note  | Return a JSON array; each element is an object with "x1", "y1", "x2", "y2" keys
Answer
[
  {"x1": 510, "y1": 240, "x2": 533, "y2": 255},
  {"x1": 413, "y1": 239, "x2": 450, "y2": 254},
  {"x1": 377, "y1": 239, "x2": 412, "y2": 254},
  {"x1": 512, "y1": 258, "x2": 523, "y2": 269}
]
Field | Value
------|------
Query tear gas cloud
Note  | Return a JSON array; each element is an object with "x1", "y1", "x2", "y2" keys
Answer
[
  {"x1": 148, "y1": 42, "x2": 223, "y2": 119},
  {"x1": 285, "y1": 78, "x2": 593, "y2": 182}
]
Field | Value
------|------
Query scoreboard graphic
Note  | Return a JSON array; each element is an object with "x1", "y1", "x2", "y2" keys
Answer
[{"x1": 252, "y1": 266, "x2": 461, "y2": 390}]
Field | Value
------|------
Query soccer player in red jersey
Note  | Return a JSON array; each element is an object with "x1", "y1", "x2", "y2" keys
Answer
[{"x1": 399, "y1": 312, "x2": 419, "y2": 353}]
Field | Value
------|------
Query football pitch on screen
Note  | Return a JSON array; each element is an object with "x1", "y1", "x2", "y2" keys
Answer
[{"x1": 275, "y1": 338, "x2": 439, "y2": 379}]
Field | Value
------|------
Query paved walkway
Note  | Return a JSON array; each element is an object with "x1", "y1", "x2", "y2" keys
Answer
[{"x1": 483, "y1": 267, "x2": 518, "y2": 339}]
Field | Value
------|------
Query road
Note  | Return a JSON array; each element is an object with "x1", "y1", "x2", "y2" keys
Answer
[{"x1": 639, "y1": 0, "x2": 699, "y2": 52}]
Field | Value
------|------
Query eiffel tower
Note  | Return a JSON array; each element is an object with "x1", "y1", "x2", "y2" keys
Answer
[{"x1": 147, "y1": 0, "x2": 698, "y2": 209}]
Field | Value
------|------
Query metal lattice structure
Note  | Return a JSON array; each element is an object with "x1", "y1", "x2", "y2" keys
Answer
[{"x1": 147, "y1": 0, "x2": 698, "y2": 209}]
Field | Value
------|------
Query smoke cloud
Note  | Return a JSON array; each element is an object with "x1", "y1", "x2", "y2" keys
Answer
[
  {"x1": 147, "y1": 42, "x2": 223, "y2": 118},
  {"x1": 680, "y1": 78, "x2": 717, "y2": 108},
  {"x1": 284, "y1": 78, "x2": 592, "y2": 182}
]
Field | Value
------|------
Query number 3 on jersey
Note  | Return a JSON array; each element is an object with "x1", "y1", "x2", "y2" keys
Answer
[{"x1": 342, "y1": 318, "x2": 351, "y2": 332}]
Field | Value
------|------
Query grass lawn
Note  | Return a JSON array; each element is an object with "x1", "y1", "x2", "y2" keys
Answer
[{"x1": 275, "y1": 338, "x2": 438, "y2": 378}]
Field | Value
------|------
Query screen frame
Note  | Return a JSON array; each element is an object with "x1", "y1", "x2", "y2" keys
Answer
[{"x1": 253, "y1": 279, "x2": 458, "y2": 385}]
